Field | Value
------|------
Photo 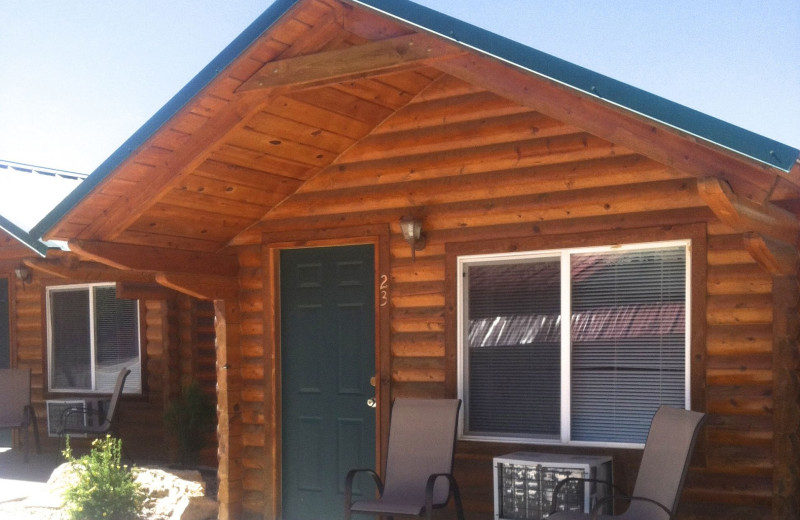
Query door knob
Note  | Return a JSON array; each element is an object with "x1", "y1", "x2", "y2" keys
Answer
[{"x1": 367, "y1": 398, "x2": 377, "y2": 408}]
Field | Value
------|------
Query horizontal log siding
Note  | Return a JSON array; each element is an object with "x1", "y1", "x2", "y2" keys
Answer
[
  {"x1": 11, "y1": 276, "x2": 47, "y2": 449},
  {"x1": 680, "y1": 228, "x2": 774, "y2": 520},
  {"x1": 238, "y1": 246, "x2": 269, "y2": 515},
  {"x1": 5, "y1": 273, "x2": 193, "y2": 461},
  {"x1": 236, "y1": 77, "x2": 790, "y2": 519},
  {"x1": 176, "y1": 295, "x2": 219, "y2": 467}
]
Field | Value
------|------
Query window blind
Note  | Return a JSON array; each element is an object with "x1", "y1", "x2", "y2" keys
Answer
[
  {"x1": 570, "y1": 247, "x2": 686, "y2": 443},
  {"x1": 50, "y1": 290, "x2": 92, "y2": 390},
  {"x1": 460, "y1": 242, "x2": 689, "y2": 445},
  {"x1": 467, "y1": 258, "x2": 561, "y2": 438},
  {"x1": 94, "y1": 286, "x2": 141, "y2": 393},
  {"x1": 48, "y1": 284, "x2": 141, "y2": 394}
]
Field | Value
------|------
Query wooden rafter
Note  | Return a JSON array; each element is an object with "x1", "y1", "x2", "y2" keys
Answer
[
  {"x1": 69, "y1": 239, "x2": 239, "y2": 277},
  {"x1": 237, "y1": 33, "x2": 463, "y2": 92},
  {"x1": 116, "y1": 282, "x2": 178, "y2": 301},
  {"x1": 23, "y1": 257, "x2": 156, "y2": 283},
  {"x1": 155, "y1": 272, "x2": 237, "y2": 300},
  {"x1": 697, "y1": 177, "x2": 800, "y2": 244},
  {"x1": 744, "y1": 232, "x2": 800, "y2": 276},
  {"x1": 69, "y1": 9, "x2": 347, "y2": 243},
  {"x1": 76, "y1": 90, "x2": 271, "y2": 242}
]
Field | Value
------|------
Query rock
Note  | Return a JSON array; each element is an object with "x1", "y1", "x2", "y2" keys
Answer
[
  {"x1": 18, "y1": 463, "x2": 218, "y2": 520},
  {"x1": 136, "y1": 467, "x2": 217, "y2": 520}
]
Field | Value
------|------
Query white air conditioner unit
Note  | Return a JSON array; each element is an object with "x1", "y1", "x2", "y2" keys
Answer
[
  {"x1": 493, "y1": 452, "x2": 613, "y2": 520},
  {"x1": 46, "y1": 399, "x2": 90, "y2": 437}
]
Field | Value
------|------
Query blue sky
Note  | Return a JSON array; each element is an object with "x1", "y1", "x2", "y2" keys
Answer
[{"x1": 1, "y1": 1, "x2": 798, "y2": 227}]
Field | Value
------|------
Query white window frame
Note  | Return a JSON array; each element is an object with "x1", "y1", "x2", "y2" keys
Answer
[
  {"x1": 46, "y1": 282, "x2": 142, "y2": 394},
  {"x1": 457, "y1": 239, "x2": 691, "y2": 448}
]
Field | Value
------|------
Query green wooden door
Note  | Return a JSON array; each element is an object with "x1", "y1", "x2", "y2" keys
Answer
[
  {"x1": 0, "y1": 278, "x2": 10, "y2": 447},
  {"x1": 280, "y1": 245, "x2": 376, "y2": 519}
]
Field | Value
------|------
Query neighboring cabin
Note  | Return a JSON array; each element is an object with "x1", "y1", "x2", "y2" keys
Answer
[
  {"x1": 0, "y1": 162, "x2": 218, "y2": 464},
  {"x1": 7, "y1": 1, "x2": 800, "y2": 519}
]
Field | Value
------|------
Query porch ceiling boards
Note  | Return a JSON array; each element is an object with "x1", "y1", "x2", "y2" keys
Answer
[{"x1": 39, "y1": 0, "x2": 800, "y2": 255}]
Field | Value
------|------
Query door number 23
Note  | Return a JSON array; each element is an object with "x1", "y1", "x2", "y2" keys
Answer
[{"x1": 379, "y1": 274, "x2": 389, "y2": 307}]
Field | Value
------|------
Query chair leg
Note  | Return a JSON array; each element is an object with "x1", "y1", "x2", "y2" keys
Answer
[
  {"x1": 29, "y1": 407, "x2": 41, "y2": 455},
  {"x1": 23, "y1": 425, "x2": 29, "y2": 463},
  {"x1": 451, "y1": 480, "x2": 465, "y2": 520}
]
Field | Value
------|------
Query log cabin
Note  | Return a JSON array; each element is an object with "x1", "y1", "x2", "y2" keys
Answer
[
  {"x1": 17, "y1": 0, "x2": 800, "y2": 518},
  {"x1": 0, "y1": 205, "x2": 219, "y2": 465}
]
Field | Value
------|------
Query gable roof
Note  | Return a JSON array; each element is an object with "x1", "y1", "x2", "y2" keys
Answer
[
  {"x1": 0, "y1": 159, "x2": 85, "y2": 256},
  {"x1": 0, "y1": 214, "x2": 48, "y2": 256},
  {"x1": 356, "y1": 0, "x2": 797, "y2": 171},
  {"x1": 32, "y1": 0, "x2": 800, "y2": 250},
  {"x1": 0, "y1": 159, "x2": 86, "y2": 234}
]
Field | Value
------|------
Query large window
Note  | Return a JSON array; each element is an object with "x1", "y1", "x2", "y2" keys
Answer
[
  {"x1": 47, "y1": 283, "x2": 141, "y2": 394},
  {"x1": 458, "y1": 240, "x2": 690, "y2": 446}
]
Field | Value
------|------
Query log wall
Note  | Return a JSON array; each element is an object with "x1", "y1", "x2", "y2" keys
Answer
[
  {"x1": 176, "y1": 295, "x2": 219, "y2": 467},
  {"x1": 243, "y1": 207, "x2": 787, "y2": 520},
  {"x1": 230, "y1": 77, "x2": 797, "y2": 519},
  {"x1": 238, "y1": 245, "x2": 270, "y2": 515},
  {"x1": 2, "y1": 271, "x2": 216, "y2": 464}
]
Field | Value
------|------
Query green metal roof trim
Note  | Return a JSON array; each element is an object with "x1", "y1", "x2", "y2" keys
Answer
[
  {"x1": 31, "y1": 0, "x2": 301, "y2": 239},
  {"x1": 353, "y1": 0, "x2": 798, "y2": 171},
  {"x1": 32, "y1": 0, "x2": 799, "y2": 239},
  {"x1": 0, "y1": 214, "x2": 48, "y2": 256}
]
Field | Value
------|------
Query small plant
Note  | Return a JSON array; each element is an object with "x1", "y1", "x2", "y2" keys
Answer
[
  {"x1": 165, "y1": 381, "x2": 216, "y2": 466},
  {"x1": 62, "y1": 435, "x2": 144, "y2": 520}
]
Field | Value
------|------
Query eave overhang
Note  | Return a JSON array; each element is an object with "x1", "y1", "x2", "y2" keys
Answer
[
  {"x1": 0, "y1": 214, "x2": 48, "y2": 257},
  {"x1": 30, "y1": 0, "x2": 800, "y2": 247}
]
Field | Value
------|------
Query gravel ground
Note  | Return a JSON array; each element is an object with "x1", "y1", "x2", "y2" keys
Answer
[{"x1": 0, "y1": 501, "x2": 66, "y2": 520}]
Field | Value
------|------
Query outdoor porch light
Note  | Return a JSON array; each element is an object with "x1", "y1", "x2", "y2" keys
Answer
[
  {"x1": 399, "y1": 216, "x2": 426, "y2": 261},
  {"x1": 14, "y1": 266, "x2": 31, "y2": 284}
]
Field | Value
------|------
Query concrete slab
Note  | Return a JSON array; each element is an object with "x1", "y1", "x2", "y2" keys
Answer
[{"x1": 0, "y1": 448, "x2": 58, "y2": 504}]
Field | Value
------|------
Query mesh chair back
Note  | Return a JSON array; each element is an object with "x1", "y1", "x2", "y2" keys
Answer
[
  {"x1": 103, "y1": 368, "x2": 131, "y2": 427},
  {"x1": 0, "y1": 368, "x2": 31, "y2": 427},
  {"x1": 381, "y1": 399, "x2": 461, "y2": 507},
  {"x1": 626, "y1": 406, "x2": 706, "y2": 520}
]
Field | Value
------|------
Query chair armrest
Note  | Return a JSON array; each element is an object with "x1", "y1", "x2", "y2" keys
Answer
[
  {"x1": 550, "y1": 477, "x2": 627, "y2": 515},
  {"x1": 345, "y1": 468, "x2": 384, "y2": 505},
  {"x1": 425, "y1": 473, "x2": 457, "y2": 509},
  {"x1": 59, "y1": 405, "x2": 105, "y2": 432},
  {"x1": 22, "y1": 404, "x2": 36, "y2": 427},
  {"x1": 590, "y1": 494, "x2": 674, "y2": 520}
]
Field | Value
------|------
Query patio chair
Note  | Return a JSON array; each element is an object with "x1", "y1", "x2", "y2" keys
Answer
[
  {"x1": 345, "y1": 398, "x2": 465, "y2": 520},
  {"x1": 549, "y1": 405, "x2": 707, "y2": 520},
  {"x1": 58, "y1": 367, "x2": 130, "y2": 441},
  {"x1": 0, "y1": 368, "x2": 40, "y2": 462}
]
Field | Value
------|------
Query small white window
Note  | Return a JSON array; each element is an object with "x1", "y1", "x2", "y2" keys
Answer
[
  {"x1": 458, "y1": 241, "x2": 690, "y2": 447},
  {"x1": 47, "y1": 283, "x2": 142, "y2": 394}
]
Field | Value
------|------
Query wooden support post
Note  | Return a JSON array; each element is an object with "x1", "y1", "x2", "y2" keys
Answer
[
  {"x1": 772, "y1": 275, "x2": 800, "y2": 519},
  {"x1": 215, "y1": 299, "x2": 244, "y2": 520}
]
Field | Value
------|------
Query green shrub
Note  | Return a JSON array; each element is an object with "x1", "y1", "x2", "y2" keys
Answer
[
  {"x1": 164, "y1": 381, "x2": 216, "y2": 466},
  {"x1": 62, "y1": 435, "x2": 144, "y2": 520}
]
